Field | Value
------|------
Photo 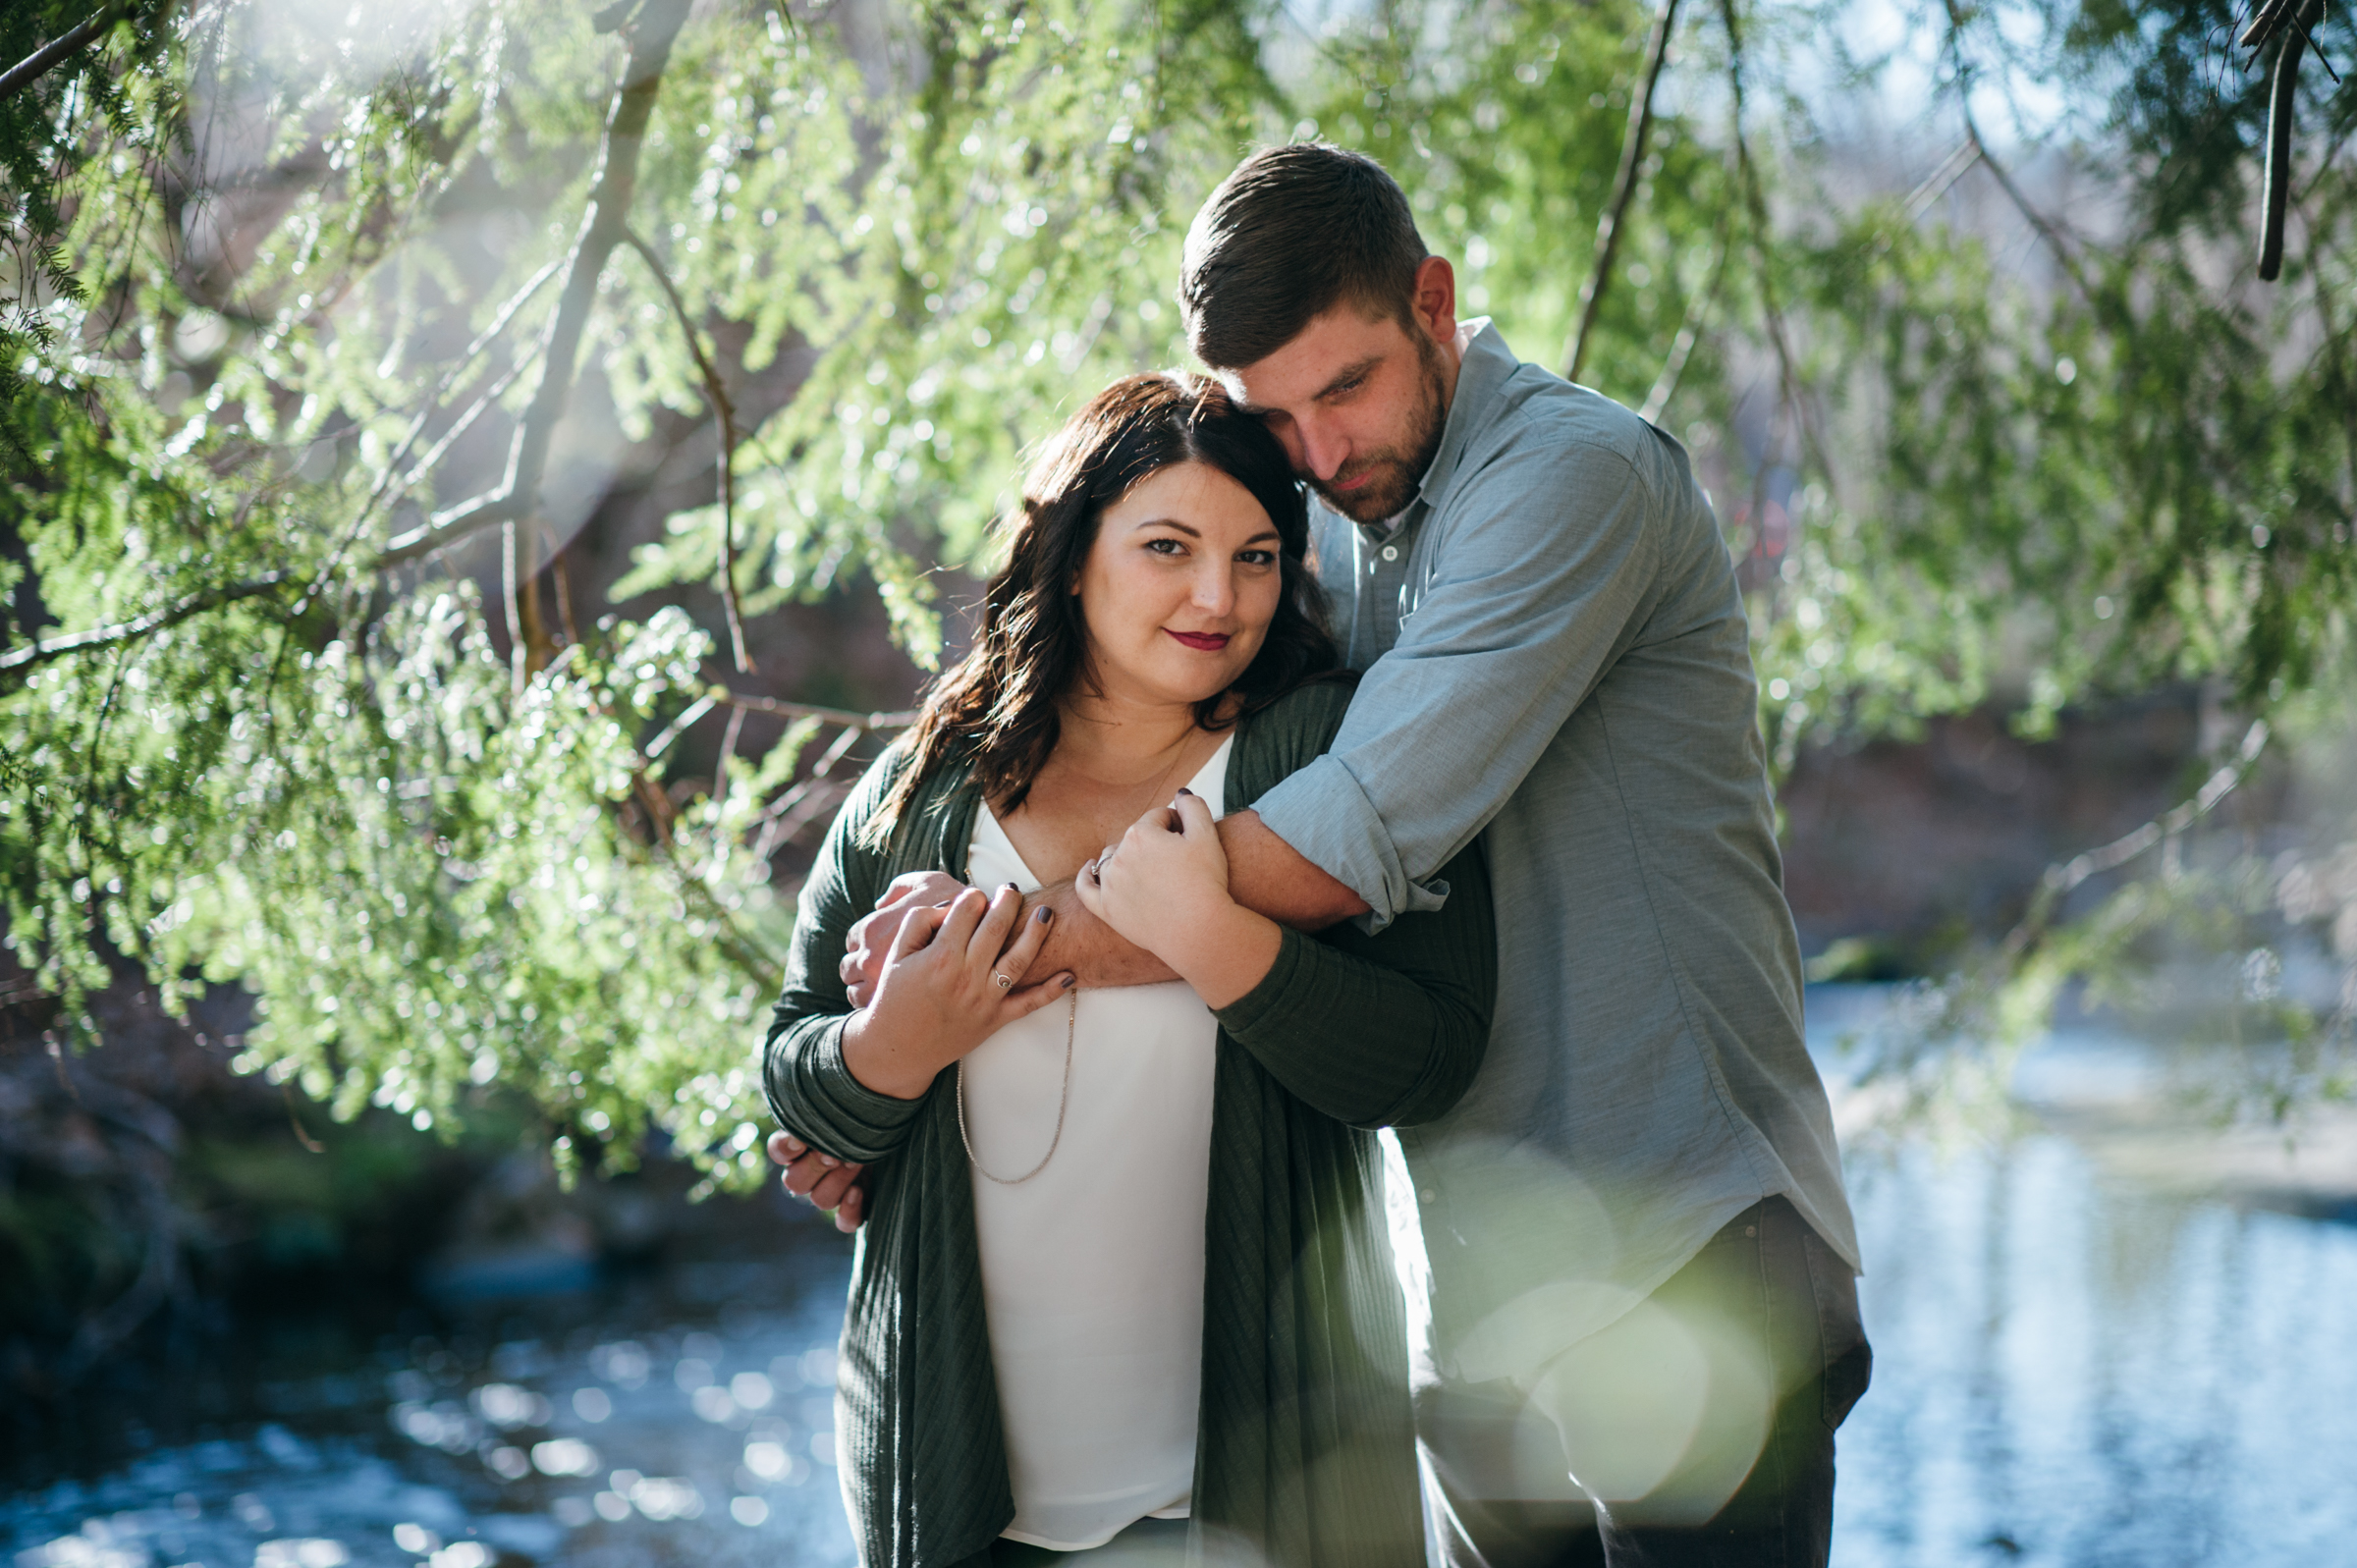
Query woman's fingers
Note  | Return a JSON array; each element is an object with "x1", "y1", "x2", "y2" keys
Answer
[
  {"x1": 1172, "y1": 791, "x2": 1218, "y2": 838},
  {"x1": 1074, "y1": 862, "x2": 1107, "y2": 916},
  {"x1": 1000, "y1": 971, "x2": 1077, "y2": 1023},
  {"x1": 965, "y1": 884, "x2": 1024, "y2": 966},
  {"x1": 990, "y1": 901, "x2": 1054, "y2": 985}
]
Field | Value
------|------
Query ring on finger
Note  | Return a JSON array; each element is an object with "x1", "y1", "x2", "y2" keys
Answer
[{"x1": 992, "y1": 971, "x2": 1015, "y2": 991}]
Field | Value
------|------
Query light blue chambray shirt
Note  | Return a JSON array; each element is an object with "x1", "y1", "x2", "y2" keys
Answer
[{"x1": 1251, "y1": 321, "x2": 1859, "y2": 1388}]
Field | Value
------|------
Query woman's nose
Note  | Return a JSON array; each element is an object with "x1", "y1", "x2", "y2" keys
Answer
[{"x1": 1191, "y1": 564, "x2": 1235, "y2": 617}]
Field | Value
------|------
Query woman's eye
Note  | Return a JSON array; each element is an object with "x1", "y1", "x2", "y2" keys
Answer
[
  {"x1": 1144, "y1": 537, "x2": 1185, "y2": 557},
  {"x1": 1236, "y1": 550, "x2": 1277, "y2": 567}
]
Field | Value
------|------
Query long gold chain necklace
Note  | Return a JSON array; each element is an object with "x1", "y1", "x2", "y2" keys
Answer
[{"x1": 956, "y1": 989, "x2": 1077, "y2": 1184}]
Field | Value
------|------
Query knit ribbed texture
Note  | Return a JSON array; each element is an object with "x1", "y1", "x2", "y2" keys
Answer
[{"x1": 764, "y1": 678, "x2": 1496, "y2": 1568}]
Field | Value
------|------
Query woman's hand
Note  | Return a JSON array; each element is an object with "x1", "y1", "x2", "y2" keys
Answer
[
  {"x1": 1075, "y1": 791, "x2": 1281, "y2": 1008},
  {"x1": 842, "y1": 885, "x2": 1073, "y2": 1099}
]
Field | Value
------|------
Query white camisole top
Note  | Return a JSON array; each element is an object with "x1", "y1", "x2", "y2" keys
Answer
[{"x1": 959, "y1": 734, "x2": 1233, "y2": 1549}]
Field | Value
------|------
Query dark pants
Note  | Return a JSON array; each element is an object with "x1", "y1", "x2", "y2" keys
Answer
[{"x1": 1422, "y1": 1197, "x2": 1871, "y2": 1568}]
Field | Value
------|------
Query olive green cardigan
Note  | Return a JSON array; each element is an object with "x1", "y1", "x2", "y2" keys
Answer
[{"x1": 763, "y1": 679, "x2": 1496, "y2": 1568}]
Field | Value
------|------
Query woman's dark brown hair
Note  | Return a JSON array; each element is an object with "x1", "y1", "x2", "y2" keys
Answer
[{"x1": 870, "y1": 371, "x2": 1336, "y2": 840}]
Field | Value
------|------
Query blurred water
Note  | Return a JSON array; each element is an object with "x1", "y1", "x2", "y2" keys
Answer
[
  {"x1": 1836, "y1": 1139, "x2": 2357, "y2": 1566},
  {"x1": 8, "y1": 1021, "x2": 2356, "y2": 1568},
  {"x1": 1, "y1": 1252, "x2": 860, "y2": 1568}
]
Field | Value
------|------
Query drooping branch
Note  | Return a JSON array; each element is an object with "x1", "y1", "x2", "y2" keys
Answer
[
  {"x1": 1902, "y1": 137, "x2": 1982, "y2": 222},
  {"x1": 710, "y1": 687, "x2": 917, "y2": 730},
  {"x1": 0, "y1": 573, "x2": 287, "y2": 676},
  {"x1": 621, "y1": 227, "x2": 750, "y2": 677},
  {"x1": 295, "y1": 259, "x2": 564, "y2": 616},
  {"x1": 1563, "y1": 0, "x2": 1681, "y2": 386},
  {"x1": 1937, "y1": 0, "x2": 2093, "y2": 300},
  {"x1": 0, "y1": 2, "x2": 126, "y2": 103},
  {"x1": 373, "y1": 0, "x2": 693, "y2": 571},
  {"x1": 1718, "y1": 0, "x2": 1836, "y2": 498},
  {"x1": 2256, "y1": 1, "x2": 2325, "y2": 282},
  {"x1": 1638, "y1": 220, "x2": 1727, "y2": 424}
]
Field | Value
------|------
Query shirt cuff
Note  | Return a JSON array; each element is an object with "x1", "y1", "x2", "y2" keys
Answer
[{"x1": 1250, "y1": 754, "x2": 1451, "y2": 935}]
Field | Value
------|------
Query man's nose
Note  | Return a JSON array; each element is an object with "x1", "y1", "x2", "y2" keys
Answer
[{"x1": 1293, "y1": 415, "x2": 1346, "y2": 482}]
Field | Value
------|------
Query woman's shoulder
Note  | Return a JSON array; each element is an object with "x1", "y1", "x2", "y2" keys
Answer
[
  {"x1": 1241, "y1": 671, "x2": 1360, "y2": 746},
  {"x1": 1228, "y1": 672, "x2": 1360, "y2": 807}
]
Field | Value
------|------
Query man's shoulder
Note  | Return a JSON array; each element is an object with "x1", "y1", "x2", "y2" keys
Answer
[
  {"x1": 1438, "y1": 358, "x2": 1705, "y2": 542},
  {"x1": 1479, "y1": 364, "x2": 1659, "y2": 479}
]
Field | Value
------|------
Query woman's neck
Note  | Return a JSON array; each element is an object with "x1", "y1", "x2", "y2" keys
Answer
[{"x1": 1053, "y1": 687, "x2": 1206, "y2": 784}]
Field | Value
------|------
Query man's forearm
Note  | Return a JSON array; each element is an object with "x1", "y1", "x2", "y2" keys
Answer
[
  {"x1": 1219, "y1": 809, "x2": 1370, "y2": 929},
  {"x1": 1016, "y1": 810, "x2": 1367, "y2": 989},
  {"x1": 1025, "y1": 878, "x2": 1180, "y2": 988}
]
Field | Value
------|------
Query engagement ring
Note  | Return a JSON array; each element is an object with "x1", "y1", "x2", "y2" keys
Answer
[{"x1": 992, "y1": 972, "x2": 1014, "y2": 991}]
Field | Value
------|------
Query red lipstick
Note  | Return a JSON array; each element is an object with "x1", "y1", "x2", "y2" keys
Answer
[{"x1": 1167, "y1": 630, "x2": 1231, "y2": 652}]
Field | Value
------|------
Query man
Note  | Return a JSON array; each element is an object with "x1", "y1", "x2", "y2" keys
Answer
[{"x1": 778, "y1": 143, "x2": 1868, "y2": 1567}]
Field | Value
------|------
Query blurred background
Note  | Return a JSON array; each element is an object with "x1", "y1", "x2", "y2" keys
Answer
[{"x1": 3, "y1": 0, "x2": 2354, "y2": 1564}]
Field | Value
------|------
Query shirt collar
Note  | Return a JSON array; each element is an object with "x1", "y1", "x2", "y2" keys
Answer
[{"x1": 1414, "y1": 316, "x2": 1514, "y2": 514}]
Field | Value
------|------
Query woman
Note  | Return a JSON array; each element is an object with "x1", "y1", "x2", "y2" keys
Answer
[{"x1": 763, "y1": 374, "x2": 1494, "y2": 1568}]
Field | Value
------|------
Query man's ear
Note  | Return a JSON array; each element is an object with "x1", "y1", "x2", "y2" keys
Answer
[{"x1": 1412, "y1": 254, "x2": 1459, "y2": 344}]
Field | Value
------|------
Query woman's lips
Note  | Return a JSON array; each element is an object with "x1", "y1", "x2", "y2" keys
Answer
[{"x1": 1166, "y1": 629, "x2": 1232, "y2": 652}]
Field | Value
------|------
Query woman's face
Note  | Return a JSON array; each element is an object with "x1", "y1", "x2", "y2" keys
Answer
[{"x1": 1071, "y1": 460, "x2": 1285, "y2": 709}]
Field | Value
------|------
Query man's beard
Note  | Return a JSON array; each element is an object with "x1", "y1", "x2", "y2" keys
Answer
[{"x1": 1306, "y1": 333, "x2": 1450, "y2": 525}]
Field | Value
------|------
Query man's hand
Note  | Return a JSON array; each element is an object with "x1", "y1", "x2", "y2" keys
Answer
[
  {"x1": 841, "y1": 871, "x2": 965, "y2": 1005},
  {"x1": 766, "y1": 1131, "x2": 867, "y2": 1233}
]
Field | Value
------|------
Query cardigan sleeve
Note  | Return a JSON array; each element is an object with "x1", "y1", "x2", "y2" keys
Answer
[
  {"x1": 1214, "y1": 840, "x2": 1493, "y2": 1127},
  {"x1": 761, "y1": 746, "x2": 932, "y2": 1164},
  {"x1": 1212, "y1": 678, "x2": 1498, "y2": 1128}
]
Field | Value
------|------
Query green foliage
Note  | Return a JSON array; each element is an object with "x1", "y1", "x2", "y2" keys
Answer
[{"x1": 4, "y1": 0, "x2": 2355, "y2": 1172}]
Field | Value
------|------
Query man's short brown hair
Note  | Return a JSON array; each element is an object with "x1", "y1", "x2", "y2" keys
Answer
[{"x1": 1178, "y1": 143, "x2": 1430, "y2": 371}]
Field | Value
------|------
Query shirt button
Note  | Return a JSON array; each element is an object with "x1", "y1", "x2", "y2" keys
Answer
[
  {"x1": 1419, "y1": 1188, "x2": 1435, "y2": 1203},
  {"x1": 1381, "y1": 545, "x2": 1399, "y2": 562}
]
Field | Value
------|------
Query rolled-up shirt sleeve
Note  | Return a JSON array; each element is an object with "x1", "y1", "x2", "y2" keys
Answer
[{"x1": 1253, "y1": 437, "x2": 1662, "y2": 929}]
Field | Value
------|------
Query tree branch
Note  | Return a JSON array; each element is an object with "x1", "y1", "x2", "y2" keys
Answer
[
  {"x1": 1564, "y1": 0, "x2": 1681, "y2": 386},
  {"x1": 1937, "y1": 0, "x2": 2093, "y2": 299},
  {"x1": 2257, "y1": 2, "x2": 2323, "y2": 282},
  {"x1": 0, "y1": 2, "x2": 125, "y2": 103},
  {"x1": 0, "y1": 573, "x2": 287, "y2": 676},
  {"x1": 1719, "y1": 0, "x2": 1837, "y2": 499},
  {"x1": 620, "y1": 227, "x2": 751, "y2": 676},
  {"x1": 2002, "y1": 719, "x2": 2272, "y2": 959},
  {"x1": 372, "y1": 0, "x2": 693, "y2": 572},
  {"x1": 709, "y1": 686, "x2": 917, "y2": 730},
  {"x1": 1639, "y1": 221, "x2": 1727, "y2": 424}
]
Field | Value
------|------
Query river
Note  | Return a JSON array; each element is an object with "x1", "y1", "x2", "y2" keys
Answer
[{"x1": 8, "y1": 990, "x2": 2354, "y2": 1568}]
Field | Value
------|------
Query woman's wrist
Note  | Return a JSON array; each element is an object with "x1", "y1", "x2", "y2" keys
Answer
[
  {"x1": 840, "y1": 1009, "x2": 945, "y2": 1101},
  {"x1": 1160, "y1": 896, "x2": 1284, "y2": 1009}
]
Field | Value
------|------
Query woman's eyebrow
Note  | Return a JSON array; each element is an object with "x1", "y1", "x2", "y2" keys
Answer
[{"x1": 1129, "y1": 518, "x2": 1281, "y2": 547}]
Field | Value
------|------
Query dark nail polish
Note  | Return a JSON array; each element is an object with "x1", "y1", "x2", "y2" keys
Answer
[
  {"x1": 1061, "y1": 974, "x2": 1076, "y2": 989},
  {"x1": 1177, "y1": 787, "x2": 1193, "y2": 796},
  {"x1": 1035, "y1": 906, "x2": 1054, "y2": 923}
]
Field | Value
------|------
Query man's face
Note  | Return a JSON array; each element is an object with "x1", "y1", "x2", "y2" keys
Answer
[{"x1": 1221, "y1": 264, "x2": 1461, "y2": 525}]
